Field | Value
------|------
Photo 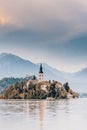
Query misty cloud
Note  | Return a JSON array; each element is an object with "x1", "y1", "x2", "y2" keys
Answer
[
  {"x1": 0, "y1": 0, "x2": 87, "y2": 43},
  {"x1": 0, "y1": 0, "x2": 87, "y2": 72}
]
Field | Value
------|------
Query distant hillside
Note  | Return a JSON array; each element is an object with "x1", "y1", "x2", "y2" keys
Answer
[
  {"x1": 74, "y1": 68, "x2": 87, "y2": 77},
  {"x1": 0, "y1": 53, "x2": 39, "y2": 78},
  {"x1": 0, "y1": 76, "x2": 33, "y2": 94},
  {"x1": 72, "y1": 68, "x2": 87, "y2": 83},
  {"x1": 0, "y1": 53, "x2": 87, "y2": 84},
  {"x1": 0, "y1": 77, "x2": 22, "y2": 93},
  {"x1": 0, "y1": 53, "x2": 66, "y2": 82},
  {"x1": 38, "y1": 63, "x2": 65, "y2": 76}
]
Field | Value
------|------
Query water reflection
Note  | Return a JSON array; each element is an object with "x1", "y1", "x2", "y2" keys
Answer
[
  {"x1": 0, "y1": 100, "x2": 69, "y2": 117},
  {"x1": 0, "y1": 99, "x2": 87, "y2": 130}
]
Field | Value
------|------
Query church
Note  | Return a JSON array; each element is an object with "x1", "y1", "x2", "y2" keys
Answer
[
  {"x1": 26, "y1": 63, "x2": 44, "y2": 87},
  {"x1": 38, "y1": 63, "x2": 44, "y2": 82},
  {"x1": 26, "y1": 63, "x2": 51, "y2": 92}
]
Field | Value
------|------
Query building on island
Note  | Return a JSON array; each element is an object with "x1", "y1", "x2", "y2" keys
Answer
[
  {"x1": 26, "y1": 64, "x2": 44, "y2": 88},
  {"x1": 26, "y1": 63, "x2": 49, "y2": 92},
  {"x1": 38, "y1": 63, "x2": 44, "y2": 82}
]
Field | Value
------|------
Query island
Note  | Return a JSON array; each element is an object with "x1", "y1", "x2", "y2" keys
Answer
[
  {"x1": 0, "y1": 79, "x2": 79, "y2": 99},
  {"x1": 0, "y1": 64, "x2": 79, "y2": 99}
]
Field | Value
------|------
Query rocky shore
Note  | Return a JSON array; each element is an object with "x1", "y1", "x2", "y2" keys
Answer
[{"x1": 0, "y1": 80, "x2": 79, "y2": 99}]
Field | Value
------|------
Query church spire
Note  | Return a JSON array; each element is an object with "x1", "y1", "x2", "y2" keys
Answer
[{"x1": 39, "y1": 63, "x2": 43, "y2": 73}]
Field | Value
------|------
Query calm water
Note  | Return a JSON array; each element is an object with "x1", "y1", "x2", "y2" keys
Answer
[{"x1": 0, "y1": 99, "x2": 87, "y2": 130}]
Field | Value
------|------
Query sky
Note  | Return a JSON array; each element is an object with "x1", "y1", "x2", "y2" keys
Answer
[{"x1": 0, "y1": 0, "x2": 87, "y2": 72}]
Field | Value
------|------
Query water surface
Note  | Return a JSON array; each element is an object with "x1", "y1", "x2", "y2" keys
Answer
[{"x1": 0, "y1": 99, "x2": 87, "y2": 130}]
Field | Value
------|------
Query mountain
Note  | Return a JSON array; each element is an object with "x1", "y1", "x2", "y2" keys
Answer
[
  {"x1": 72, "y1": 68, "x2": 87, "y2": 83},
  {"x1": 0, "y1": 53, "x2": 66, "y2": 82},
  {"x1": 75, "y1": 68, "x2": 87, "y2": 77},
  {"x1": 0, "y1": 53, "x2": 39, "y2": 78},
  {"x1": 40, "y1": 63, "x2": 65, "y2": 76},
  {"x1": 0, "y1": 53, "x2": 87, "y2": 84}
]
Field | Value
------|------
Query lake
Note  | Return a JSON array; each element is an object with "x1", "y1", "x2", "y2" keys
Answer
[{"x1": 0, "y1": 98, "x2": 87, "y2": 130}]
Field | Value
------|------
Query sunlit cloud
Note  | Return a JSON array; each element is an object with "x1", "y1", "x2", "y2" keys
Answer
[
  {"x1": 0, "y1": 0, "x2": 87, "y2": 43},
  {"x1": 0, "y1": 10, "x2": 10, "y2": 26}
]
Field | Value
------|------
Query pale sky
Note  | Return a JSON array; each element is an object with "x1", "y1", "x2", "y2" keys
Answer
[{"x1": 0, "y1": 0, "x2": 87, "y2": 72}]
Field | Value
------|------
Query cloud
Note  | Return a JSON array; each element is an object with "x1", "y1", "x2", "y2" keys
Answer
[
  {"x1": 0, "y1": 0, "x2": 87, "y2": 72},
  {"x1": 0, "y1": 0, "x2": 87, "y2": 43}
]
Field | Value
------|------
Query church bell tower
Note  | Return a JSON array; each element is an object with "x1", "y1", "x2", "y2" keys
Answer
[{"x1": 38, "y1": 63, "x2": 44, "y2": 82}]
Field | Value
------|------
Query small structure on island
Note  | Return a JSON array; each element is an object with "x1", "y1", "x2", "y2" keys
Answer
[{"x1": 38, "y1": 63, "x2": 44, "y2": 82}]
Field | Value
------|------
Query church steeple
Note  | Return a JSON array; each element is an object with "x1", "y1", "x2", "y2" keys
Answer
[
  {"x1": 38, "y1": 63, "x2": 44, "y2": 82},
  {"x1": 39, "y1": 63, "x2": 43, "y2": 73}
]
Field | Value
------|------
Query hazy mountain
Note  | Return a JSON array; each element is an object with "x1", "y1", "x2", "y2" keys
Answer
[
  {"x1": 0, "y1": 53, "x2": 39, "y2": 78},
  {"x1": 42, "y1": 63, "x2": 87, "y2": 84},
  {"x1": 0, "y1": 53, "x2": 66, "y2": 82},
  {"x1": 75, "y1": 68, "x2": 87, "y2": 77},
  {"x1": 0, "y1": 53, "x2": 87, "y2": 84},
  {"x1": 41, "y1": 63, "x2": 65, "y2": 76},
  {"x1": 72, "y1": 68, "x2": 87, "y2": 83},
  {"x1": 37, "y1": 63, "x2": 67, "y2": 81}
]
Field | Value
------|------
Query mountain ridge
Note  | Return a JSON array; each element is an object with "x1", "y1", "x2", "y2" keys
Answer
[
  {"x1": 0, "y1": 53, "x2": 87, "y2": 83},
  {"x1": 0, "y1": 53, "x2": 66, "y2": 82}
]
